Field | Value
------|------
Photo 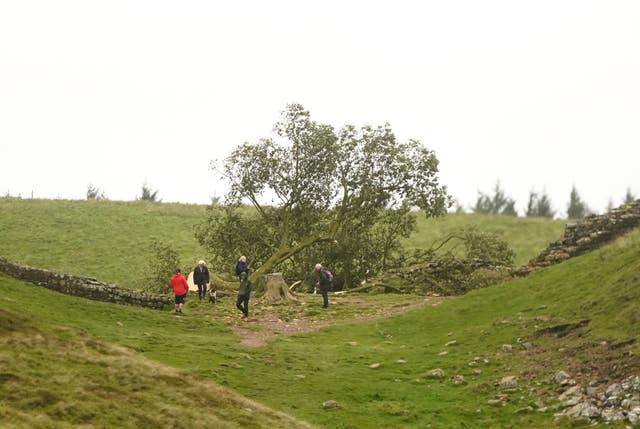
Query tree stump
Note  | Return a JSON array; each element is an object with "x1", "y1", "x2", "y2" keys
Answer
[{"x1": 256, "y1": 273, "x2": 300, "y2": 303}]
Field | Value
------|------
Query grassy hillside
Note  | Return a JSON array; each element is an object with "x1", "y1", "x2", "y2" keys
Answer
[
  {"x1": 2, "y1": 227, "x2": 638, "y2": 428},
  {"x1": 0, "y1": 199, "x2": 563, "y2": 289},
  {"x1": 0, "y1": 198, "x2": 207, "y2": 288},
  {"x1": 405, "y1": 213, "x2": 565, "y2": 266}
]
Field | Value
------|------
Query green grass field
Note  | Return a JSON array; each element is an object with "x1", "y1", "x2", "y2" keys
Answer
[
  {"x1": 0, "y1": 199, "x2": 207, "y2": 288},
  {"x1": 2, "y1": 214, "x2": 638, "y2": 428}
]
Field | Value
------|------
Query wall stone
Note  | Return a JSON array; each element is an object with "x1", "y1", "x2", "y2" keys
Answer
[{"x1": 0, "y1": 256, "x2": 171, "y2": 310}]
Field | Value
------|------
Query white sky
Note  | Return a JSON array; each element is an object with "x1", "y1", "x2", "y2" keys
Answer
[{"x1": 1, "y1": 1, "x2": 638, "y2": 216}]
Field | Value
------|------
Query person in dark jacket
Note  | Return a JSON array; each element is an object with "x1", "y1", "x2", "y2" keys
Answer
[
  {"x1": 235, "y1": 255, "x2": 249, "y2": 278},
  {"x1": 193, "y1": 260, "x2": 210, "y2": 301},
  {"x1": 314, "y1": 263, "x2": 332, "y2": 308},
  {"x1": 236, "y1": 271, "x2": 252, "y2": 319}
]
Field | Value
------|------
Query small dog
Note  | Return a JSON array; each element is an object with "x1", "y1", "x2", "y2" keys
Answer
[{"x1": 208, "y1": 288, "x2": 217, "y2": 304}]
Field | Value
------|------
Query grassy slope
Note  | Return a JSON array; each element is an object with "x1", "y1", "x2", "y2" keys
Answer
[
  {"x1": 0, "y1": 199, "x2": 563, "y2": 290},
  {"x1": 405, "y1": 213, "x2": 565, "y2": 266},
  {"x1": 2, "y1": 229, "x2": 639, "y2": 428},
  {"x1": 0, "y1": 307, "x2": 315, "y2": 429},
  {"x1": 0, "y1": 199, "x2": 207, "y2": 288}
]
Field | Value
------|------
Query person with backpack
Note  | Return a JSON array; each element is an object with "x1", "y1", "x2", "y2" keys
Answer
[
  {"x1": 193, "y1": 259, "x2": 210, "y2": 301},
  {"x1": 314, "y1": 263, "x2": 333, "y2": 308},
  {"x1": 170, "y1": 268, "x2": 189, "y2": 315}
]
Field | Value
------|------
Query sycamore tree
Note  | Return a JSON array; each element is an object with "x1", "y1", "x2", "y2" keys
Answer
[{"x1": 198, "y1": 104, "x2": 450, "y2": 285}]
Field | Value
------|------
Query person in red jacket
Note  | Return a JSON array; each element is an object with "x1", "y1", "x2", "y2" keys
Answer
[{"x1": 170, "y1": 268, "x2": 189, "y2": 315}]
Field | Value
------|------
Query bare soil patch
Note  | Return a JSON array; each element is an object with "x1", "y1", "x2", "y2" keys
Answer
[{"x1": 229, "y1": 294, "x2": 444, "y2": 347}]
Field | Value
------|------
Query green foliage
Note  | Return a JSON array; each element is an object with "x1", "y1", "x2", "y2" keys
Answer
[
  {"x1": 390, "y1": 225, "x2": 516, "y2": 295},
  {"x1": 323, "y1": 207, "x2": 418, "y2": 288},
  {"x1": 525, "y1": 189, "x2": 555, "y2": 218},
  {"x1": 460, "y1": 226, "x2": 515, "y2": 265},
  {"x1": 194, "y1": 205, "x2": 274, "y2": 277},
  {"x1": 139, "y1": 181, "x2": 161, "y2": 202},
  {"x1": 145, "y1": 240, "x2": 181, "y2": 293},
  {"x1": 473, "y1": 181, "x2": 517, "y2": 216},
  {"x1": 86, "y1": 183, "x2": 107, "y2": 200},
  {"x1": 566, "y1": 185, "x2": 589, "y2": 219},
  {"x1": 210, "y1": 104, "x2": 450, "y2": 280}
]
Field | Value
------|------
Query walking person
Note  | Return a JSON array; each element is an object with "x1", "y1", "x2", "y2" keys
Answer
[
  {"x1": 314, "y1": 263, "x2": 333, "y2": 308},
  {"x1": 235, "y1": 255, "x2": 249, "y2": 278},
  {"x1": 236, "y1": 271, "x2": 252, "y2": 319},
  {"x1": 170, "y1": 268, "x2": 189, "y2": 315},
  {"x1": 193, "y1": 259, "x2": 210, "y2": 301}
]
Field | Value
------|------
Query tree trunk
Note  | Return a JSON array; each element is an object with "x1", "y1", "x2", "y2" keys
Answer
[
  {"x1": 255, "y1": 273, "x2": 300, "y2": 304},
  {"x1": 209, "y1": 273, "x2": 237, "y2": 291},
  {"x1": 344, "y1": 282, "x2": 404, "y2": 294}
]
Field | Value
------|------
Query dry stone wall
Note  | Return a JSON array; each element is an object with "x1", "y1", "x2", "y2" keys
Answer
[
  {"x1": 530, "y1": 200, "x2": 640, "y2": 268},
  {"x1": 0, "y1": 257, "x2": 171, "y2": 310}
]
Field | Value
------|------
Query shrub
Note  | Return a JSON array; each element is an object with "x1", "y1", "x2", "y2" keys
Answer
[{"x1": 144, "y1": 240, "x2": 181, "y2": 294}]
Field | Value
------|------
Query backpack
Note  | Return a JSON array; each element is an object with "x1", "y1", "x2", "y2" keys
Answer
[{"x1": 323, "y1": 269, "x2": 334, "y2": 283}]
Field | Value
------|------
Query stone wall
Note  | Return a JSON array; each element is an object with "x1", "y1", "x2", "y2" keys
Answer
[
  {"x1": 0, "y1": 257, "x2": 171, "y2": 310},
  {"x1": 530, "y1": 200, "x2": 640, "y2": 268}
]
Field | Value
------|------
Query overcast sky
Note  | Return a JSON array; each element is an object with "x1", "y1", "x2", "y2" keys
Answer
[{"x1": 1, "y1": 1, "x2": 638, "y2": 216}]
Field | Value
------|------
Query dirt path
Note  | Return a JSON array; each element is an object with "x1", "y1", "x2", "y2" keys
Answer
[{"x1": 230, "y1": 294, "x2": 445, "y2": 347}]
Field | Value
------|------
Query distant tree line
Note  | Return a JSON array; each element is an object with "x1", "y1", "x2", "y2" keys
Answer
[
  {"x1": 85, "y1": 181, "x2": 162, "y2": 202},
  {"x1": 467, "y1": 181, "x2": 636, "y2": 219}
]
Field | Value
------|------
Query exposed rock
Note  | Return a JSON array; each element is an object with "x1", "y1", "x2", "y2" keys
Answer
[
  {"x1": 501, "y1": 344, "x2": 513, "y2": 353},
  {"x1": 451, "y1": 375, "x2": 466, "y2": 385},
  {"x1": 498, "y1": 375, "x2": 518, "y2": 389},
  {"x1": 445, "y1": 340, "x2": 458, "y2": 347},
  {"x1": 600, "y1": 407, "x2": 624, "y2": 422},
  {"x1": 552, "y1": 370, "x2": 571, "y2": 384},
  {"x1": 555, "y1": 374, "x2": 640, "y2": 426},
  {"x1": 559, "y1": 385, "x2": 582, "y2": 401},
  {"x1": 605, "y1": 383, "x2": 622, "y2": 397},
  {"x1": 369, "y1": 363, "x2": 381, "y2": 369},
  {"x1": 322, "y1": 400, "x2": 339, "y2": 410},
  {"x1": 426, "y1": 368, "x2": 446, "y2": 379},
  {"x1": 564, "y1": 402, "x2": 600, "y2": 419}
]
